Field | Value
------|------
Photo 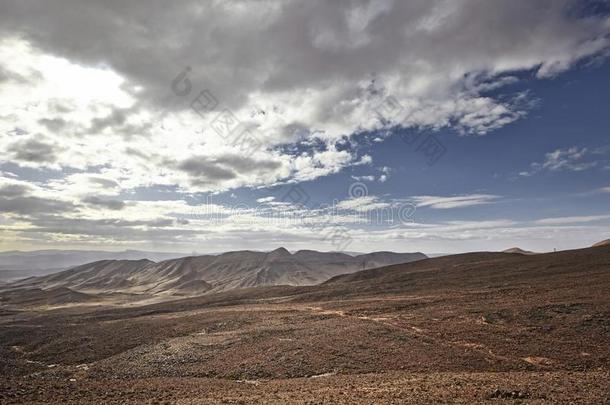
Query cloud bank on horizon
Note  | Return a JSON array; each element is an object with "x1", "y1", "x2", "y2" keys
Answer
[{"x1": 1, "y1": 0, "x2": 609, "y2": 253}]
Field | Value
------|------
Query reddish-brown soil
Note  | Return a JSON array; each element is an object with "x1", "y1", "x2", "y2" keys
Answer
[{"x1": 1, "y1": 246, "x2": 609, "y2": 403}]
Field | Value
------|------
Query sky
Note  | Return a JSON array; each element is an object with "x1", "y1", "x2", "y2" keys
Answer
[{"x1": 0, "y1": 0, "x2": 609, "y2": 254}]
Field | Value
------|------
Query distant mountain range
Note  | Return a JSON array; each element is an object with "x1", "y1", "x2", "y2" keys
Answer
[
  {"x1": 9, "y1": 248, "x2": 426, "y2": 296},
  {"x1": 0, "y1": 249, "x2": 188, "y2": 281}
]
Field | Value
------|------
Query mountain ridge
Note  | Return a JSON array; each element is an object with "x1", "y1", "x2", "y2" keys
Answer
[
  {"x1": 0, "y1": 250, "x2": 188, "y2": 282},
  {"x1": 502, "y1": 247, "x2": 537, "y2": 255},
  {"x1": 9, "y1": 249, "x2": 427, "y2": 296}
]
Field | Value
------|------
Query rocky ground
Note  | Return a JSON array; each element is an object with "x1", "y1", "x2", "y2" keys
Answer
[
  {"x1": 2, "y1": 371, "x2": 609, "y2": 404},
  {"x1": 1, "y1": 246, "x2": 609, "y2": 403}
]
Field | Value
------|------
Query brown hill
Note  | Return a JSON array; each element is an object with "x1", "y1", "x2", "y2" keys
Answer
[
  {"x1": 592, "y1": 238, "x2": 610, "y2": 247},
  {"x1": 1, "y1": 245, "x2": 609, "y2": 403},
  {"x1": 502, "y1": 247, "x2": 536, "y2": 255},
  {"x1": 322, "y1": 244, "x2": 610, "y2": 294},
  {"x1": 0, "y1": 249, "x2": 187, "y2": 282},
  {"x1": 10, "y1": 248, "x2": 426, "y2": 296}
]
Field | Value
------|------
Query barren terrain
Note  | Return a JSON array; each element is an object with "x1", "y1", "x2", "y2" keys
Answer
[
  {"x1": 7, "y1": 249, "x2": 426, "y2": 296},
  {"x1": 1, "y1": 246, "x2": 609, "y2": 403}
]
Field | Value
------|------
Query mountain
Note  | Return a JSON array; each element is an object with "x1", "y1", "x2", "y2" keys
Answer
[
  {"x1": 1, "y1": 246, "x2": 609, "y2": 402},
  {"x1": 9, "y1": 248, "x2": 426, "y2": 296},
  {"x1": 592, "y1": 238, "x2": 610, "y2": 247},
  {"x1": 502, "y1": 247, "x2": 536, "y2": 255},
  {"x1": 0, "y1": 249, "x2": 188, "y2": 282},
  {"x1": 323, "y1": 244, "x2": 610, "y2": 295},
  {"x1": 0, "y1": 287, "x2": 95, "y2": 306}
]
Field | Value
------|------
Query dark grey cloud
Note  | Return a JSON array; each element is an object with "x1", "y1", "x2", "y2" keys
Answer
[
  {"x1": 15, "y1": 215, "x2": 192, "y2": 243},
  {"x1": 0, "y1": 180, "x2": 75, "y2": 217},
  {"x1": 7, "y1": 137, "x2": 58, "y2": 164},
  {"x1": 177, "y1": 154, "x2": 283, "y2": 187},
  {"x1": 82, "y1": 196, "x2": 126, "y2": 210},
  {"x1": 85, "y1": 105, "x2": 153, "y2": 139},
  {"x1": 0, "y1": 183, "x2": 30, "y2": 198},
  {"x1": 87, "y1": 176, "x2": 120, "y2": 189},
  {"x1": 38, "y1": 117, "x2": 67, "y2": 132},
  {"x1": 0, "y1": 194, "x2": 75, "y2": 216},
  {"x1": 215, "y1": 154, "x2": 282, "y2": 173},
  {"x1": 177, "y1": 157, "x2": 237, "y2": 182},
  {"x1": 89, "y1": 107, "x2": 128, "y2": 133}
]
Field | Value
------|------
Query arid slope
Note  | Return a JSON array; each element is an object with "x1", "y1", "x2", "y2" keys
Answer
[
  {"x1": 8, "y1": 248, "x2": 426, "y2": 296},
  {"x1": 0, "y1": 245, "x2": 608, "y2": 403}
]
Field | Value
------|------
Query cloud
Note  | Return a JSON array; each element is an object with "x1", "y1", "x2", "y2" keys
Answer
[
  {"x1": 177, "y1": 157, "x2": 238, "y2": 183},
  {"x1": 0, "y1": 1, "x2": 609, "y2": 251},
  {"x1": 82, "y1": 196, "x2": 126, "y2": 211},
  {"x1": 0, "y1": 183, "x2": 30, "y2": 198},
  {"x1": 0, "y1": 0, "x2": 607, "y2": 195},
  {"x1": 351, "y1": 175, "x2": 376, "y2": 182},
  {"x1": 412, "y1": 194, "x2": 500, "y2": 209},
  {"x1": 520, "y1": 146, "x2": 610, "y2": 176},
  {"x1": 542, "y1": 147, "x2": 591, "y2": 171},
  {"x1": 0, "y1": 193, "x2": 75, "y2": 216},
  {"x1": 533, "y1": 214, "x2": 610, "y2": 225},
  {"x1": 336, "y1": 195, "x2": 391, "y2": 212},
  {"x1": 87, "y1": 176, "x2": 120, "y2": 190},
  {"x1": 6, "y1": 136, "x2": 59, "y2": 166},
  {"x1": 38, "y1": 117, "x2": 67, "y2": 132},
  {"x1": 0, "y1": 171, "x2": 607, "y2": 253},
  {"x1": 350, "y1": 165, "x2": 390, "y2": 183},
  {"x1": 0, "y1": 177, "x2": 75, "y2": 217}
]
